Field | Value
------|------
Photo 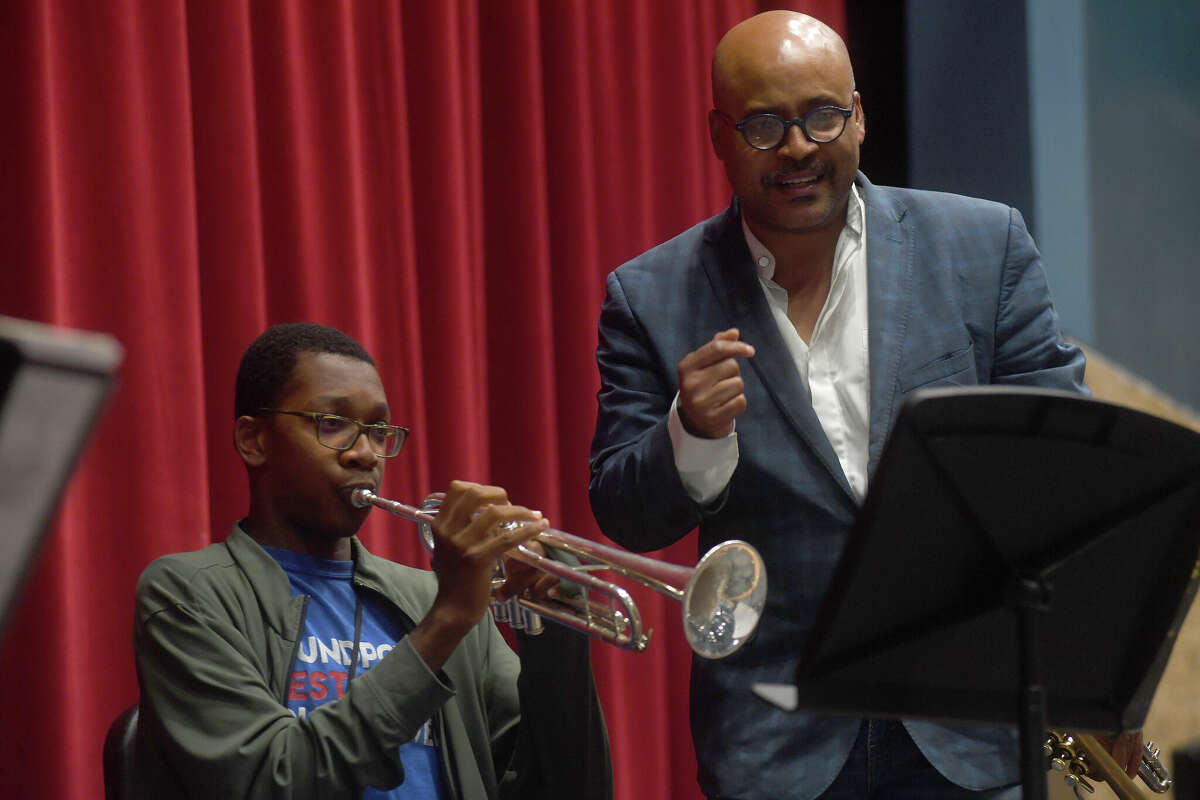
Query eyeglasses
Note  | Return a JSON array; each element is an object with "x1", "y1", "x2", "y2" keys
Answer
[
  {"x1": 718, "y1": 98, "x2": 855, "y2": 150},
  {"x1": 256, "y1": 409, "x2": 409, "y2": 458}
]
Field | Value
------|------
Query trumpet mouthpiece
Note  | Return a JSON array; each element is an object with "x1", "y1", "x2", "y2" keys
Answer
[{"x1": 350, "y1": 487, "x2": 374, "y2": 508}]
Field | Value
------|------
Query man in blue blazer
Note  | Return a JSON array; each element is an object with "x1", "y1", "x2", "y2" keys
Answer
[{"x1": 588, "y1": 10, "x2": 1134, "y2": 800}]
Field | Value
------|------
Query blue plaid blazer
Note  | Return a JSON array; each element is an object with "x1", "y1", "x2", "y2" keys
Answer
[{"x1": 588, "y1": 172, "x2": 1086, "y2": 799}]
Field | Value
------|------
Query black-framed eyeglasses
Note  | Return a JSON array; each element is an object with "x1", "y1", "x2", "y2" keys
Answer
[
  {"x1": 256, "y1": 409, "x2": 409, "y2": 458},
  {"x1": 718, "y1": 97, "x2": 855, "y2": 150}
]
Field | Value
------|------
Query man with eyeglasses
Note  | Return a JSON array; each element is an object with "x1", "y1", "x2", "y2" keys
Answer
[
  {"x1": 133, "y1": 322, "x2": 612, "y2": 799},
  {"x1": 587, "y1": 10, "x2": 1137, "y2": 800}
]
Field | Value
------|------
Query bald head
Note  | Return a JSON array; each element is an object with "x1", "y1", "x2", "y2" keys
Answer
[{"x1": 712, "y1": 11, "x2": 854, "y2": 112}]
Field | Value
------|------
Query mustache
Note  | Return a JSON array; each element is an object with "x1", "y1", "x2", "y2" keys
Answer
[{"x1": 763, "y1": 160, "x2": 825, "y2": 184}]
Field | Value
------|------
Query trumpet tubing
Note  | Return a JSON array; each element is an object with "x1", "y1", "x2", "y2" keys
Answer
[
  {"x1": 351, "y1": 488, "x2": 767, "y2": 659},
  {"x1": 1045, "y1": 730, "x2": 1172, "y2": 799}
]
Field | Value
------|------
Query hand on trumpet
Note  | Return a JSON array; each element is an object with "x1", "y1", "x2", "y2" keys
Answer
[
  {"x1": 408, "y1": 480, "x2": 550, "y2": 671},
  {"x1": 1093, "y1": 728, "x2": 1145, "y2": 780}
]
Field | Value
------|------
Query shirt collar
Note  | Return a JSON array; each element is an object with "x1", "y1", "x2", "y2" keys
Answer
[{"x1": 741, "y1": 184, "x2": 864, "y2": 283}]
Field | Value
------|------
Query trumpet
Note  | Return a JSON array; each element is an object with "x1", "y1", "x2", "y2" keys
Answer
[
  {"x1": 350, "y1": 488, "x2": 767, "y2": 659},
  {"x1": 1045, "y1": 730, "x2": 1172, "y2": 799}
]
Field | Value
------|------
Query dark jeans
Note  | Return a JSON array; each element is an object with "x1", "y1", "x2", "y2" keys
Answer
[
  {"x1": 818, "y1": 720, "x2": 1022, "y2": 800},
  {"x1": 709, "y1": 719, "x2": 1022, "y2": 800}
]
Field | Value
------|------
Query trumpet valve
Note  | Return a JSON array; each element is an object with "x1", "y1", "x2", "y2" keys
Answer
[
  {"x1": 490, "y1": 597, "x2": 512, "y2": 623},
  {"x1": 489, "y1": 596, "x2": 544, "y2": 636},
  {"x1": 516, "y1": 606, "x2": 544, "y2": 635}
]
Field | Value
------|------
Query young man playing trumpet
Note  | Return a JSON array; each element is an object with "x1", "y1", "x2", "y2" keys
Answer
[{"x1": 132, "y1": 322, "x2": 612, "y2": 799}]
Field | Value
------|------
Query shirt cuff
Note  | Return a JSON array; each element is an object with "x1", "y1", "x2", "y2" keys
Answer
[{"x1": 667, "y1": 393, "x2": 738, "y2": 505}]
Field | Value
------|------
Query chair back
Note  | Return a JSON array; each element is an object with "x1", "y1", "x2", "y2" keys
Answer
[{"x1": 102, "y1": 704, "x2": 138, "y2": 800}]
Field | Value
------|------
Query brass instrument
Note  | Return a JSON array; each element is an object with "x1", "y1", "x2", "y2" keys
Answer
[
  {"x1": 350, "y1": 488, "x2": 767, "y2": 659},
  {"x1": 1045, "y1": 730, "x2": 1172, "y2": 799}
]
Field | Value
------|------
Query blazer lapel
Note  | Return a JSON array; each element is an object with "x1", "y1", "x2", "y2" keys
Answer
[
  {"x1": 700, "y1": 203, "x2": 857, "y2": 503},
  {"x1": 861, "y1": 175, "x2": 915, "y2": 476}
]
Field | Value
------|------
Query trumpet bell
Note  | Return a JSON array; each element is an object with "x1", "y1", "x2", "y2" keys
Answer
[{"x1": 684, "y1": 540, "x2": 766, "y2": 659}]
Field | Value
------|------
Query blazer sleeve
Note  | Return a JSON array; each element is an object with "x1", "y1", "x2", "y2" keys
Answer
[
  {"x1": 588, "y1": 270, "x2": 715, "y2": 552},
  {"x1": 990, "y1": 208, "x2": 1088, "y2": 392}
]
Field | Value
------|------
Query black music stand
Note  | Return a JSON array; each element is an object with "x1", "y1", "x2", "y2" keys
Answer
[
  {"x1": 788, "y1": 387, "x2": 1200, "y2": 800},
  {"x1": 0, "y1": 316, "x2": 122, "y2": 637}
]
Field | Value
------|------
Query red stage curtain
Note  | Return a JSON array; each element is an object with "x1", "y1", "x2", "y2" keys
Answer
[{"x1": 0, "y1": 2, "x2": 843, "y2": 798}]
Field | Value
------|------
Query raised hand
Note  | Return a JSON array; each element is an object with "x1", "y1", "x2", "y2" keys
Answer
[{"x1": 677, "y1": 329, "x2": 755, "y2": 439}]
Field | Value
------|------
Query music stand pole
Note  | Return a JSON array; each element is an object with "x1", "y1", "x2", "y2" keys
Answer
[{"x1": 1012, "y1": 575, "x2": 1051, "y2": 800}]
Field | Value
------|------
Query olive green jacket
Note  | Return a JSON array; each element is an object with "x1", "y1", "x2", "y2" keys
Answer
[{"x1": 133, "y1": 525, "x2": 611, "y2": 799}]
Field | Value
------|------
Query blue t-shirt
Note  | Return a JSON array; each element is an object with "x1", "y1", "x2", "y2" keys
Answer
[{"x1": 263, "y1": 545, "x2": 448, "y2": 799}]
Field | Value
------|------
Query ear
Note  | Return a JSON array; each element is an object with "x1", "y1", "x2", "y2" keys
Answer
[
  {"x1": 234, "y1": 415, "x2": 268, "y2": 468},
  {"x1": 853, "y1": 91, "x2": 866, "y2": 145},
  {"x1": 708, "y1": 109, "x2": 727, "y2": 161}
]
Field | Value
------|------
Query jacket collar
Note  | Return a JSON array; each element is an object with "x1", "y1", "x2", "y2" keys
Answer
[
  {"x1": 855, "y1": 172, "x2": 913, "y2": 476},
  {"x1": 348, "y1": 536, "x2": 426, "y2": 627},
  {"x1": 224, "y1": 524, "x2": 428, "y2": 638}
]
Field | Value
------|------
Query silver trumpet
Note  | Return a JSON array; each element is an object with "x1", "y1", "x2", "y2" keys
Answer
[{"x1": 350, "y1": 488, "x2": 767, "y2": 659}]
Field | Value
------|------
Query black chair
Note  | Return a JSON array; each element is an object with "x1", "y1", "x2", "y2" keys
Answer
[{"x1": 102, "y1": 704, "x2": 138, "y2": 800}]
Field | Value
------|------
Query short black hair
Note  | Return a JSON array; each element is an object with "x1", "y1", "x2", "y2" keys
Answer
[{"x1": 234, "y1": 323, "x2": 375, "y2": 418}]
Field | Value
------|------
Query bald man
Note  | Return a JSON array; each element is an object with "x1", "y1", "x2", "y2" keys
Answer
[{"x1": 588, "y1": 11, "x2": 1116, "y2": 800}]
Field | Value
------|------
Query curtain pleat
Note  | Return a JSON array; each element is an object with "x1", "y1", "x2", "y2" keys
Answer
[{"x1": 0, "y1": 2, "x2": 842, "y2": 798}]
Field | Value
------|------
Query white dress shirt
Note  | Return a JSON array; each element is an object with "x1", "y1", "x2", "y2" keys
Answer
[{"x1": 668, "y1": 185, "x2": 871, "y2": 503}]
